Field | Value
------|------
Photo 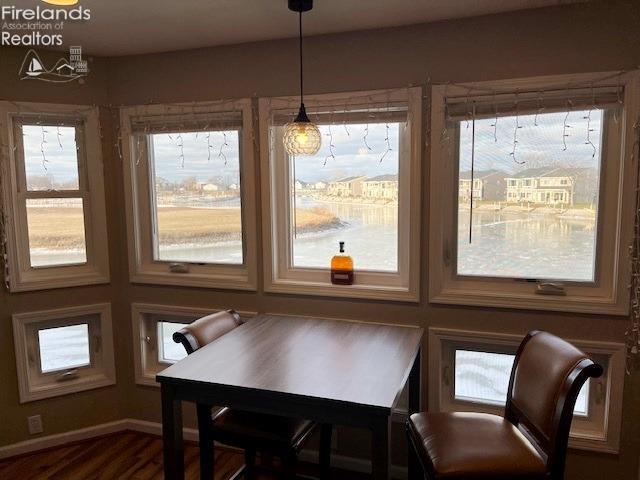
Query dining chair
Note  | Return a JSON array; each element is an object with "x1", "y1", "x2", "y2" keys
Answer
[
  {"x1": 406, "y1": 330, "x2": 603, "y2": 480},
  {"x1": 173, "y1": 310, "x2": 332, "y2": 480}
]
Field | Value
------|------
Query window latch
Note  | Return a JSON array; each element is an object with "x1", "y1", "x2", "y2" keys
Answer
[
  {"x1": 535, "y1": 282, "x2": 566, "y2": 296},
  {"x1": 56, "y1": 369, "x2": 79, "y2": 382},
  {"x1": 169, "y1": 263, "x2": 190, "y2": 274}
]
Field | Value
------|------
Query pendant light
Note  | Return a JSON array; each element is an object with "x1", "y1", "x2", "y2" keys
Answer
[{"x1": 283, "y1": 0, "x2": 321, "y2": 156}]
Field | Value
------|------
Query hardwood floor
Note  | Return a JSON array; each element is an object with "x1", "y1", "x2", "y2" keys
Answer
[{"x1": 0, "y1": 431, "x2": 368, "y2": 479}]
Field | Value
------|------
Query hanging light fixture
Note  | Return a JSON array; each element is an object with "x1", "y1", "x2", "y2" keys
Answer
[{"x1": 283, "y1": 0, "x2": 321, "y2": 156}]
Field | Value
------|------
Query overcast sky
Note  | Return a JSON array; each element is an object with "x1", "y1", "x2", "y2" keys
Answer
[
  {"x1": 22, "y1": 109, "x2": 604, "y2": 187},
  {"x1": 458, "y1": 108, "x2": 603, "y2": 174}
]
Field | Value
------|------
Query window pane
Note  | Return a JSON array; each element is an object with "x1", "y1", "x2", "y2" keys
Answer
[
  {"x1": 149, "y1": 131, "x2": 243, "y2": 264},
  {"x1": 26, "y1": 198, "x2": 87, "y2": 267},
  {"x1": 158, "y1": 321, "x2": 189, "y2": 363},
  {"x1": 22, "y1": 125, "x2": 80, "y2": 191},
  {"x1": 454, "y1": 349, "x2": 589, "y2": 415},
  {"x1": 38, "y1": 324, "x2": 90, "y2": 373},
  {"x1": 457, "y1": 110, "x2": 603, "y2": 282},
  {"x1": 291, "y1": 123, "x2": 400, "y2": 272}
]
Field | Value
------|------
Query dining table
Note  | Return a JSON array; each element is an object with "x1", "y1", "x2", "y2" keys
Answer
[{"x1": 157, "y1": 313, "x2": 424, "y2": 480}]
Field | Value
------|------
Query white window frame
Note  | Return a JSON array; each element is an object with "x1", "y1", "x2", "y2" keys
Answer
[
  {"x1": 131, "y1": 303, "x2": 256, "y2": 387},
  {"x1": 259, "y1": 88, "x2": 422, "y2": 302},
  {"x1": 428, "y1": 327, "x2": 625, "y2": 454},
  {"x1": 12, "y1": 303, "x2": 116, "y2": 403},
  {"x1": 120, "y1": 100, "x2": 257, "y2": 290},
  {"x1": 0, "y1": 102, "x2": 110, "y2": 292},
  {"x1": 428, "y1": 72, "x2": 639, "y2": 315}
]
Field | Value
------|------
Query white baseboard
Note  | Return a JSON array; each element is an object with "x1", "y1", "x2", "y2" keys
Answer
[{"x1": 0, "y1": 418, "x2": 408, "y2": 479}]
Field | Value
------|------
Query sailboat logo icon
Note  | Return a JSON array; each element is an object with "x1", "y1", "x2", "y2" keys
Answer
[{"x1": 19, "y1": 48, "x2": 88, "y2": 83}]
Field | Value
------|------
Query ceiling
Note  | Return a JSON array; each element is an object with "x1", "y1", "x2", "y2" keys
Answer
[{"x1": 9, "y1": 0, "x2": 577, "y2": 56}]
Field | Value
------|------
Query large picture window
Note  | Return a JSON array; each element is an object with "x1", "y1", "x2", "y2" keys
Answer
[
  {"x1": 260, "y1": 88, "x2": 422, "y2": 301},
  {"x1": 121, "y1": 101, "x2": 257, "y2": 290},
  {"x1": 0, "y1": 103, "x2": 110, "y2": 291},
  {"x1": 429, "y1": 73, "x2": 639, "y2": 314}
]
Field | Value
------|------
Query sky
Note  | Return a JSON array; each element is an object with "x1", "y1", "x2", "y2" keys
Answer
[
  {"x1": 23, "y1": 125, "x2": 80, "y2": 189},
  {"x1": 458, "y1": 108, "x2": 604, "y2": 174},
  {"x1": 22, "y1": 109, "x2": 605, "y2": 188}
]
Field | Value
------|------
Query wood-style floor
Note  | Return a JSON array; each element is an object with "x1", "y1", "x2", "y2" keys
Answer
[{"x1": 0, "y1": 431, "x2": 367, "y2": 479}]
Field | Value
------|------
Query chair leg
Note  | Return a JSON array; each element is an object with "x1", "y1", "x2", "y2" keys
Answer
[
  {"x1": 282, "y1": 451, "x2": 298, "y2": 480},
  {"x1": 407, "y1": 431, "x2": 424, "y2": 480},
  {"x1": 196, "y1": 404, "x2": 214, "y2": 480},
  {"x1": 319, "y1": 423, "x2": 332, "y2": 480},
  {"x1": 244, "y1": 449, "x2": 255, "y2": 479}
]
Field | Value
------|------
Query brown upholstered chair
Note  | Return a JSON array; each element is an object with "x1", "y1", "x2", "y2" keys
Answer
[
  {"x1": 173, "y1": 310, "x2": 332, "y2": 480},
  {"x1": 407, "y1": 330, "x2": 603, "y2": 480}
]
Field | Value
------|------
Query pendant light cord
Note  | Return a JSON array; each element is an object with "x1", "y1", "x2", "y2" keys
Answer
[{"x1": 299, "y1": 10, "x2": 303, "y2": 104}]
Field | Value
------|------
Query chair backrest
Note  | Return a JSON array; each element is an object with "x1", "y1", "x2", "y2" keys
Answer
[
  {"x1": 173, "y1": 310, "x2": 243, "y2": 354},
  {"x1": 505, "y1": 331, "x2": 603, "y2": 479}
]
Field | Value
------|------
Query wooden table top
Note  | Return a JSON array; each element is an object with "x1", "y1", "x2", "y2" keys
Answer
[{"x1": 157, "y1": 314, "x2": 423, "y2": 411}]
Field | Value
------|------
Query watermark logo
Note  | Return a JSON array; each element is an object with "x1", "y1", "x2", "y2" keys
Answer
[
  {"x1": 19, "y1": 46, "x2": 87, "y2": 82},
  {"x1": 2, "y1": 0, "x2": 91, "y2": 82}
]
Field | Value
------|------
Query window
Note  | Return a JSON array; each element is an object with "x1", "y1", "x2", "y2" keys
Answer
[
  {"x1": 0, "y1": 103, "x2": 109, "y2": 291},
  {"x1": 131, "y1": 303, "x2": 255, "y2": 386},
  {"x1": 453, "y1": 349, "x2": 589, "y2": 416},
  {"x1": 429, "y1": 73, "x2": 639, "y2": 314},
  {"x1": 12, "y1": 304, "x2": 115, "y2": 403},
  {"x1": 121, "y1": 101, "x2": 257, "y2": 290},
  {"x1": 260, "y1": 88, "x2": 422, "y2": 301},
  {"x1": 429, "y1": 328, "x2": 625, "y2": 453}
]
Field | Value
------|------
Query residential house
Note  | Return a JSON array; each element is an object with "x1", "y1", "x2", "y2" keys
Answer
[
  {"x1": 327, "y1": 176, "x2": 367, "y2": 197},
  {"x1": 362, "y1": 174, "x2": 399, "y2": 200},
  {"x1": 458, "y1": 170, "x2": 506, "y2": 201},
  {"x1": 312, "y1": 181, "x2": 327, "y2": 190},
  {"x1": 505, "y1": 167, "x2": 598, "y2": 205}
]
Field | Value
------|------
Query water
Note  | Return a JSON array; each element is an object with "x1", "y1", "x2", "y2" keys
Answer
[
  {"x1": 292, "y1": 196, "x2": 398, "y2": 272},
  {"x1": 458, "y1": 209, "x2": 596, "y2": 281}
]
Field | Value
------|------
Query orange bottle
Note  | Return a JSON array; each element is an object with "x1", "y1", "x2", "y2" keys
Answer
[{"x1": 331, "y1": 241, "x2": 354, "y2": 285}]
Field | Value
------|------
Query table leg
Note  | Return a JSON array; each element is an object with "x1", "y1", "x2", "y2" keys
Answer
[
  {"x1": 161, "y1": 383, "x2": 184, "y2": 480},
  {"x1": 196, "y1": 404, "x2": 214, "y2": 480},
  {"x1": 408, "y1": 347, "x2": 422, "y2": 415},
  {"x1": 371, "y1": 416, "x2": 391, "y2": 480},
  {"x1": 408, "y1": 347, "x2": 422, "y2": 480}
]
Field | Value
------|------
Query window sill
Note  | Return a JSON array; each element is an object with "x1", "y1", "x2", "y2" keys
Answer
[
  {"x1": 265, "y1": 277, "x2": 419, "y2": 302},
  {"x1": 429, "y1": 285, "x2": 628, "y2": 316},
  {"x1": 129, "y1": 270, "x2": 257, "y2": 291},
  {"x1": 21, "y1": 374, "x2": 116, "y2": 403}
]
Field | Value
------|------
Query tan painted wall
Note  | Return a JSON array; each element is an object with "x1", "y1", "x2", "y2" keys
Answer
[{"x1": 1, "y1": 1, "x2": 639, "y2": 478}]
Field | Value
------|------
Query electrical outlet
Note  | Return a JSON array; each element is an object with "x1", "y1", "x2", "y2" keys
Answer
[{"x1": 27, "y1": 415, "x2": 43, "y2": 435}]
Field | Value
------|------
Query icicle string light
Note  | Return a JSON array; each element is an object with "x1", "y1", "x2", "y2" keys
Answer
[
  {"x1": 324, "y1": 123, "x2": 336, "y2": 166},
  {"x1": 218, "y1": 131, "x2": 228, "y2": 165}
]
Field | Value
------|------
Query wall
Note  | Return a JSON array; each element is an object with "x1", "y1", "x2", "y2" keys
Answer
[{"x1": 1, "y1": 0, "x2": 640, "y2": 478}]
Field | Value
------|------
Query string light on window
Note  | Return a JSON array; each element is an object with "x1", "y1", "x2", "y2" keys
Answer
[
  {"x1": 40, "y1": 126, "x2": 49, "y2": 170},
  {"x1": 56, "y1": 125, "x2": 63, "y2": 149},
  {"x1": 323, "y1": 123, "x2": 336, "y2": 166},
  {"x1": 509, "y1": 96, "x2": 524, "y2": 165},
  {"x1": 379, "y1": 123, "x2": 392, "y2": 163},
  {"x1": 218, "y1": 131, "x2": 228, "y2": 165}
]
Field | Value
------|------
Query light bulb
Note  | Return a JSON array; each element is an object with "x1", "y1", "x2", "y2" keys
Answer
[{"x1": 284, "y1": 121, "x2": 321, "y2": 156}]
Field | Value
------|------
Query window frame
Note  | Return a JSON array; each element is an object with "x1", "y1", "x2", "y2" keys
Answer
[
  {"x1": 0, "y1": 102, "x2": 110, "y2": 292},
  {"x1": 120, "y1": 100, "x2": 257, "y2": 290},
  {"x1": 259, "y1": 88, "x2": 422, "y2": 302},
  {"x1": 428, "y1": 72, "x2": 640, "y2": 315},
  {"x1": 131, "y1": 303, "x2": 256, "y2": 387},
  {"x1": 12, "y1": 303, "x2": 116, "y2": 403},
  {"x1": 428, "y1": 327, "x2": 625, "y2": 454}
]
